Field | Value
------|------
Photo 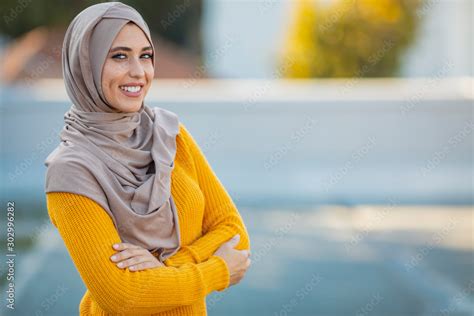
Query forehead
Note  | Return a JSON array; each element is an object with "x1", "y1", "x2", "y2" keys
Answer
[{"x1": 111, "y1": 23, "x2": 151, "y2": 48}]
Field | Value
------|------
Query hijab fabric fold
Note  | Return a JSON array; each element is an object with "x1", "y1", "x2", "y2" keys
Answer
[{"x1": 44, "y1": 2, "x2": 181, "y2": 262}]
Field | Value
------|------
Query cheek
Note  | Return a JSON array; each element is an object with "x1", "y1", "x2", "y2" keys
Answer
[
  {"x1": 102, "y1": 64, "x2": 113, "y2": 98},
  {"x1": 102, "y1": 62, "x2": 126, "y2": 98},
  {"x1": 145, "y1": 63, "x2": 154, "y2": 81},
  {"x1": 144, "y1": 64, "x2": 154, "y2": 90}
]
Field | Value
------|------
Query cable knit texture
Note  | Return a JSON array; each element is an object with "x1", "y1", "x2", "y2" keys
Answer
[{"x1": 46, "y1": 123, "x2": 251, "y2": 315}]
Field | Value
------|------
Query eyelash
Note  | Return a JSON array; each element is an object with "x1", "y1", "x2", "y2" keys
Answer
[{"x1": 111, "y1": 53, "x2": 153, "y2": 60}]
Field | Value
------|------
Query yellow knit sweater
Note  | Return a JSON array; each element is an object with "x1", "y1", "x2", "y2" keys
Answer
[{"x1": 46, "y1": 123, "x2": 251, "y2": 315}]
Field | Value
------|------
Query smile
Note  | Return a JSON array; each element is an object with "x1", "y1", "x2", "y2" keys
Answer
[{"x1": 119, "y1": 85, "x2": 143, "y2": 97}]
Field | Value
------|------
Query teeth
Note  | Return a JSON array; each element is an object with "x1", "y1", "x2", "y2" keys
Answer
[{"x1": 120, "y1": 86, "x2": 141, "y2": 93}]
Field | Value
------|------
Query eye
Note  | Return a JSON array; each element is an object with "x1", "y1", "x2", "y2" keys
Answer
[
  {"x1": 141, "y1": 53, "x2": 153, "y2": 59},
  {"x1": 112, "y1": 53, "x2": 127, "y2": 60}
]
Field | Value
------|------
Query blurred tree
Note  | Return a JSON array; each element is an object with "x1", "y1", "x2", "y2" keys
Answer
[
  {"x1": 0, "y1": 0, "x2": 202, "y2": 54},
  {"x1": 279, "y1": 0, "x2": 423, "y2": 78},
  {"x1": 279, "y1": 0, "x2": 318, "y2": 78}
]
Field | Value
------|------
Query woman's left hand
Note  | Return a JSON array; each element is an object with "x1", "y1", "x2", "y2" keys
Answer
[{"x1": 110, "y1": 242, "x2": 165, "y2": 272}]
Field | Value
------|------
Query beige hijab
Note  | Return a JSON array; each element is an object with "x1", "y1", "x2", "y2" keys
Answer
[{"x1": 44, "y1": 2, "x2": 181, "y2": 262}]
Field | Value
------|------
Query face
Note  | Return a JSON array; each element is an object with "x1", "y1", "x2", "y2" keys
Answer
[{"x1": 102, "y1": 23, "x2": 154, "y2": 113}]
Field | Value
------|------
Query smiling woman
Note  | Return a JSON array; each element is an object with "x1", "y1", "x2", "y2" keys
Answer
[
  {"x1": 43, "y1": 2, "x2": 251, "y2": 315},
  {"x1": 102, "y1": 23, "x2": 154, "y2": 113}
]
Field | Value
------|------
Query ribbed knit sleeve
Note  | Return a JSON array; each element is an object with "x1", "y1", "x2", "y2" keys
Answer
[
  {"x1": 164, "y1": 124, "x2": 251, "y2": 267},
  {"x1": 46, "y1": 192, "x2": 230, "y2": 315}
]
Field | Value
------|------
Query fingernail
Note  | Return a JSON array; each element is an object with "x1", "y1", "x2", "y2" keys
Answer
[
  {"x1": 117, "y1": 262, "x2": 123, "y2": 268},
  {"x1": 110, "y1": 255, "x2": 117, "y2": 261},
  {"x1": 113, "y1": 244, "x2": 119, "y2": 249}
]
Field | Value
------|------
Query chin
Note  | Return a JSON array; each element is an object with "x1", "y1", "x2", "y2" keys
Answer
[
  {"x1": 114, "y1": 97, "x2": 143, "y2": 113},
  {"x1": 123, "y1": 104, "x2": 142, "y2": 113}
]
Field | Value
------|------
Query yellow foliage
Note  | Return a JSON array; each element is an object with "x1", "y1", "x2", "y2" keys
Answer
[
  {"x1": 280, "y1": 0, "x2": 318, "y2": 78},
  {"x1": 279, "y1": 0, "x2": 423, "y2": 78}
]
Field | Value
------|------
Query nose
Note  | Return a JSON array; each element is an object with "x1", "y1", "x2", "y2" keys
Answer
[{"x1": 128, "y1": 56, "x2": 145, "y2": 78}]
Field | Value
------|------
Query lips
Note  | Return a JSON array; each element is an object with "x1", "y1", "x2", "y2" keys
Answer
[{"x1": 119, "y1": 83, "x2": 144, "y2": 97}]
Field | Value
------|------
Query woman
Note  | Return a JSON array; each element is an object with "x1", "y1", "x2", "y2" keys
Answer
[{"x1": 44, "y1": 2, "x2": 251, "y2": 315}]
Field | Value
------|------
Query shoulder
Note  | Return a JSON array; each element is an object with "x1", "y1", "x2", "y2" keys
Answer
[
  {"x1": 45, "y1": 159, "x2": 109, "y2": 227},
  {"x1": 45, "y1": 146, "x2": 97, "y2": 184},
  {"x1": 46, "y1": 191, "x2": 102, "y2": 213},
  {"x1": 152, "y1": 106, "x2": 180, "y2": 135},
  {"x1": 45, "y1": 191, "x2": 113, "y2": 234},
  {"x1": 177, "y1": 122, "x2": 200, "y2": 151},
  {"x1": 44, "y1": 144, "x2": 105, "y2": 199},
  {"x1": 174, "y1": 122, "x2": 211, "y2": 178},
  {"x1": 176, "y1": 122, "x2": 210, "y2": 166},
  {"x1": 45, "y1": 142, "x2": 98, "y2": 171},
  {"x1": 178, "y1": 121, "x2": 190, "y2": 136}
]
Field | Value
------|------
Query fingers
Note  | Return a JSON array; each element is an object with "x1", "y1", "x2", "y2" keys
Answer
[
  {"x1": 111, "y1": 252, "x2": 162, "y2": 272},
  {"x1": 110, "y1": 243, "x2": 147, "y2": 264},
  {"x1": 246, "y1": 257, "x2": 251, "y2": 269},
  {"x1": 240, "y1": 249, "x2": 251, "y2": 258},
  {"x1": 115, "y1": 255, "x2": 145, "y2": 269},
  {"x1": 129, "y1": 261, "x2": 161, "y2": 271},
  {"x1": 115, "y1": 255, "x2": 155, "y2": 271},
  {"x1": 110, "y1": 242, "x2": 164, "y2": 272},
  {"x1": 112, "y1": 242, "x2": 141, "y2": 250},
  {"x1": 225, "y1": 234, "x2": 240, "y2": 248},
  {"x1": 111, "y1": 248, "x2": 146, "y2": 262},
  {"x1": 234, "y1": 258, "x2": 251, "y2": 285}
]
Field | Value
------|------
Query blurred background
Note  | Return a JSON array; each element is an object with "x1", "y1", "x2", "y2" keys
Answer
[{"x1": 0, "y1": 0, "x2": 472, "y2": 315}]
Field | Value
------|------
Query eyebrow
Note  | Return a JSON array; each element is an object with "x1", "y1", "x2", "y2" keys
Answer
[{"x1": 109, "y1": 46, "x2": 153, "y2": 53}]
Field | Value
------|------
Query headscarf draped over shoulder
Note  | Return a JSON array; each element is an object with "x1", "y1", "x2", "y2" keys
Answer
[{"x1": 44, "y1": 2, "x2": 181, "y2": 262}]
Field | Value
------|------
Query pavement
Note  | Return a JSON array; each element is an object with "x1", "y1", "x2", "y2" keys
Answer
[{"x1": 1, "y1": 205, "x2": 473, "y2": 316}]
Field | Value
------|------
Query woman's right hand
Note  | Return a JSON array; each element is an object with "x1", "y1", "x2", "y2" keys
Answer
[{"x1": 213, "y1": 234, "x2": 251, "y2": 286}]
